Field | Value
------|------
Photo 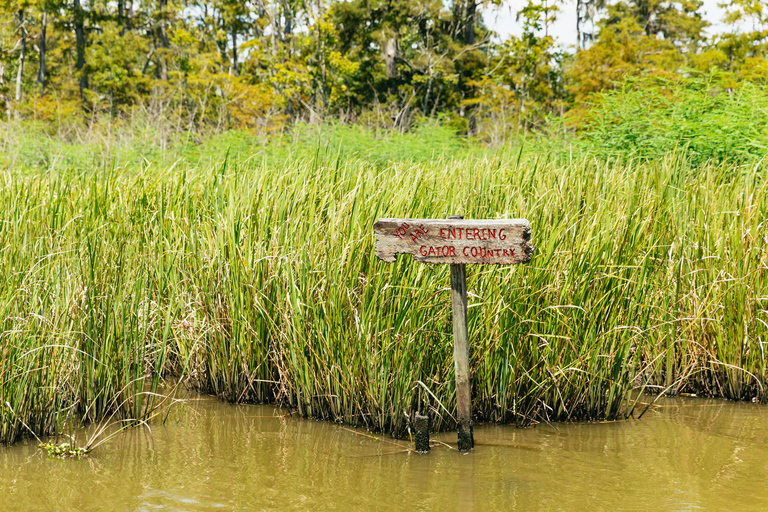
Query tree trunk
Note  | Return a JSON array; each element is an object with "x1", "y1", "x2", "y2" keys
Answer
[
  {"x1": 576, "y1": 0, "x2": 583, "y2": 50},
  {"x1": 157, "y1": 0, "x2": 169, "y2": 80},
  {"x1": 281, "y1": 0, "x2": 292, "y2": 37},
  {"x1": 423, "y1": 51, "x2": 432, "y2": 116},
  {"x1": 269, "y1": 1, "x2": 277, "y2": 57},
  {"x1": 464, "y1": 0, "x2": 475, "y2": 45},
  {"x1": 15, "y1": 9, "x2": 26, "y2": 104},
  {"x1": 210, "y1": 15, "x2": 228, "y2": 69},
  {"x1": 126, "y1": 0, "x2": 133, "y2": 30},
  {"x1": 281, "y1": 0, "x2": 295, "y2": 123},
  {"x1": 0, "y1": 60, "x2": 8, "y2": 120},
  {"x1": 118, "y1": 0, "x2": 125, "y2": 35},
  {"x1": 141, "y1": 45, "x2": 156, "y2": 75},
  {"x1": 255, "y1": 0, "x2": 267, "y2": 36},
  {"x1": 231, "y1": 27, "x2": 238, "y2": 75},
  {"x1": 158, "y1": 0, "x2": 169, "y2": 48},
  {"x1": 464, "y1": 0, "x2": 476, "y2": 135},
  {"x1": 38, "y1": 11, "x2": 47, "y2": 96},
  {"x1": 314, "y1": 0, "x2": 327, "y2": 110},
  {"x1": 383, "y1": 38, "x2": 398, "y2": 78},
  {"x1": 74, "y1": 0, "x2": 87, "y2": 99},
  {"x1": 451, "y1": 0, "x2": 464, "y2": 41},
  {"x1": 467, "y1": 106, "x2": 476, "y2": 136}
]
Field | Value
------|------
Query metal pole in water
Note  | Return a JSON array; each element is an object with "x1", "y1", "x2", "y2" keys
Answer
[{"x1": 449, "y1": 215, "x2": 473, "y2": 452}]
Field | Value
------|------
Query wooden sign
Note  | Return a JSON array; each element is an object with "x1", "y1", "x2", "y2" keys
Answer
[
  {"x1": 373, "y1": 216, "x2": 533, "y2": 453},
  {"x1": 373, "y1": 218, "x2": 533, "y2": 265}
]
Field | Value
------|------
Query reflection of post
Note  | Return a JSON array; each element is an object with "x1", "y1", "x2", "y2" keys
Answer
[
  {"x1": 457, "y1": 451, "x2": 475, "y2": 512},
  {"x1": 449, "y1": 215, "x2": 473, "y2": 452}
]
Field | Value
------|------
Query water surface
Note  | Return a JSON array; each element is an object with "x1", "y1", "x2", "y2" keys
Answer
[{"x1": 2, "y1": 396, "x2": 767, "y2": 511}]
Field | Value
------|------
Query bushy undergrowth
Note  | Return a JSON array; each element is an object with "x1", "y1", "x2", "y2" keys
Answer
[
  {"x1": 578, "y1": 77, "x2": 768, "y2": 165},
  {"x1": 0, "y1": 147, "x2": 766, "y2": 444}
]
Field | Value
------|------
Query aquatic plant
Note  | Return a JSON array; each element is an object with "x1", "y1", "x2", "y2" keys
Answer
[
  {"x1": 0, "y1": 148, "x2": 765, "y2": 443},
  {"x1": 39, "y1": 441, "x2": 89, "y2": 458},
  {"x1": 6, "y1": 384, "x2": 181, "y2": 455}
]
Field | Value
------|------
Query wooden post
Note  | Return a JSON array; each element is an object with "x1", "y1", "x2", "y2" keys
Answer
[
  {"x1": 414, "y1": 412, "x2": 430, "y2": 453},
  {"x1": 449, "y1": 215, "x2": 473, "y2": 452},
  {"x1": 372, "y1": 216, "x2": 532, "y2": 454}
]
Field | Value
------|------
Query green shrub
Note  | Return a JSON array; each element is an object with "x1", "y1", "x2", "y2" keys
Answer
[{"x1": 578, "y1": 75, "x2": 768, "y2": 165}]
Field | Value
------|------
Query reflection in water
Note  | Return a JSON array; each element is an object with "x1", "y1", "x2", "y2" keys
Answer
[
  {"x1": 457, "y1": 452, "x2": 474, "y2": 512},
  {"x1": 1, "y1": 397, "x2": 767, "y2": 511}
]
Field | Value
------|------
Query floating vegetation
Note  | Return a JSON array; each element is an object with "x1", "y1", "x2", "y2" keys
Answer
[{"x1": 39, "y1": 442, "x2": 89, "y2": 458}]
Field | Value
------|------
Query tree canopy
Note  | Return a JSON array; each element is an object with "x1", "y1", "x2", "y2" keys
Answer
[{"x1": 0, "y1": 0, "x2": 766, "y2": 136}]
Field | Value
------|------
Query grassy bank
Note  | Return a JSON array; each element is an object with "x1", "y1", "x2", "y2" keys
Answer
[{"x1": 1, "y1": 147, "x2": 766, "y2": 445}]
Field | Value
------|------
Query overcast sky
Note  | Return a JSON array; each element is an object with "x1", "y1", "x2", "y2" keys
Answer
[{"x1": 483, "y1": 0, "x2": 743, "y2": 50}]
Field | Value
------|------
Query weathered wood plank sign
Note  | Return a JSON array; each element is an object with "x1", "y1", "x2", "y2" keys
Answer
[
  {"x1": 374, "y1": 216, "x2": 533, "y2": 453},
  {"x1": 373, "y1": 218, "x2": 533, "y2": 265}
]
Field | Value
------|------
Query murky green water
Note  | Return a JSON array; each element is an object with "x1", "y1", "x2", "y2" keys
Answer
[{"x1": 2, "y1": 396, "x2": 767, "y2": 511}]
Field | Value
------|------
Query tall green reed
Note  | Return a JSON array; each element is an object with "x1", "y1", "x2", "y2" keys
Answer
[{"x1": 0, "y1": 148, "x2": 765, "y2": 443}]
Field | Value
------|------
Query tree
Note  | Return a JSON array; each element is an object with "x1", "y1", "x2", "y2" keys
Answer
[
  {"x1": 73, "y1": 0, "x2": 87, "y2": 98},
  {"x1": 0, "y1": 0, "x2": 763, "y2": 137},
  {"x1": 598, "y1": 0, "x2": 709, "y2": 49},
  {"x1": 37, "y1": 8, "x2": 46, "y2": 95},
  {"x1": 576, "y1": 0, "x2": 606, "y2": 50},
  {"x1": 477, "y1": 0, "x2": 566, "y2": 138},
  {"x1": 712, "y1": 0, "x2": 768, "y2": 78},
  {"x1": 14, "y1": 5, "x2": 26, "y2": 104}
]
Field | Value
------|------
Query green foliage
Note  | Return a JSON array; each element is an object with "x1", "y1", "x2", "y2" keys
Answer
[
  {"x1": 276, "y1": 120, "x2": 469, "y2": 162},
  {"x1": 577, "y1": 75, "x2": 768, "y2": 164},
  {"x1": 476, "y1": 0, "x2": 569, "y2": 141},
  {"x1": 1, "y1": 0, "x2": 767, "y2": 143}
]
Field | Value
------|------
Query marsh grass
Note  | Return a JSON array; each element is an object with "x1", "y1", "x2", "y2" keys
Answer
[{"x1": 0, "y1": 147, "x2": 766, "y2": 443}]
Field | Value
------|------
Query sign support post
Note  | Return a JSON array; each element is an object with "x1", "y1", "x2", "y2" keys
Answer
[
  {"x1": 373, "y1": 216, "x2": 533, "y2": 452},
  {"x1": 450, "y1": 259, "x2": 473, "y2": 451},
  {"x1": 448, "y1": 215, "x2": 473, "y2": 451}
]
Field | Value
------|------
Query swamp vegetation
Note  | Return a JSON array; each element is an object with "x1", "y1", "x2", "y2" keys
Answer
[{"x1": 0, "y1": 136, "x2": 766, "y2": 445}]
